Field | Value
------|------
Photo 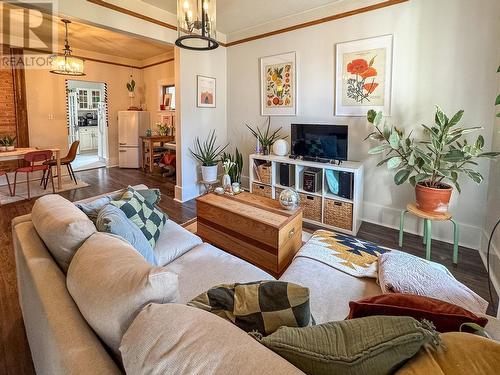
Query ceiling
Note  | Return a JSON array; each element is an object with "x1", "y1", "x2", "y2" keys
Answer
[
  {"x1": 141, "y1": 0, "x2": 342, "y2": 35},
  {"x1": 5, "y1": 2, "x2": 172, "y2": 61},
  {"x1": 61, "y1": 20, "x2": 172, "y2": 61}
]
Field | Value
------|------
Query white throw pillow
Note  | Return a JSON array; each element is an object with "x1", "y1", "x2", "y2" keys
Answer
[
  {"x1": 120, "y1": 303, "x2": 304, "y2": 375},
  {"x1": 31, "y1": 194, "x2": 96, "y2": 272},
  {"x1": 378, "y1": 250, "x2": 488, "y2": 314},
  {"x1": 67, "y1": 232, "x2": 179, "y2": 358}
]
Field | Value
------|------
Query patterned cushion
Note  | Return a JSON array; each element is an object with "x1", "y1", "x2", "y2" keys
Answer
[
  {"x1": 111, "y1": 188, "x2": 166, "y2": 248},
  {"x1": 187, "y1": 281, "x2": 314, "y2": 336}
]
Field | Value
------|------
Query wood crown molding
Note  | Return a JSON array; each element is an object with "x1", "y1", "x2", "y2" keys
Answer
[
  {"x1": 86, "y1": 0, "x2": 408, "y2": 48},
  {"x1": 24, "y1": 48, "x2": 173, "y2": 69}
]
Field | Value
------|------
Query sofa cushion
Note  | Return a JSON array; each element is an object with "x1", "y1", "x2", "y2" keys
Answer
[
  {"x1": 348, "y1": 293, "x2": 488, "y2": 333},
  {"x1": 120, "y1": 303, "x2": 304, "y2": 375},
  {"x1": 111, "y1": 187, "x2": 166, "y2": 248},
  {"x1": 257, "y1": 316, "x2": 440, "y2": 375},
  {"x1": 188, "y1": 281, "x2": 313, "y2": 335},
  {"x1": 280, "y1": 256, "x2": 381, "y2": 323},
  {"x1": 378, "y1": 250, "x2": 488, "y2": 313},
  {"x1": 95, "y1": 204, "x2": 157, "y2": 265},
  {"x1": 31, "y1": 194, "x2": 96, "y2": 272},
  {"x1": 163, "y1": 243, "x2": 274, "y2": 304},
  {"x1": 396, "y1": 332, "x2": 500, "y2": 375},
  {"x1": 154, "y1": 219, "x2": 203, "y2": 266},
  {"x1": 67, "y1": 232, "x2": 178, "y2": 358}
]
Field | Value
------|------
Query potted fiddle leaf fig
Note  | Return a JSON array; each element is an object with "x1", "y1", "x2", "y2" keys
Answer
[
  {"x1": 189, "y1": 130, "x2": 228, "y2": 182},
  {"x1": 366, "y1": 106, "x2": 500, "y2": 213}
]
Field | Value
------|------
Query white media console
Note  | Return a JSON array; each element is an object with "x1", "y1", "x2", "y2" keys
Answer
[{"x1": 249, "y1": 154, "x2": 364, "y2": 235}]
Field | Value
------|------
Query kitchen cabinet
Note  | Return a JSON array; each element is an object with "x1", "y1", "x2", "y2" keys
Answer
[
  {"x1": 77, "y1": 89, "x2": 102, "y2": 110},
  {"x1": 79, "y1": 127, "x2": 98, "y2": 151}
]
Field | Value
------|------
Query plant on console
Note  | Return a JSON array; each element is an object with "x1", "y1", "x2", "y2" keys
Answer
[
  {"x1": 222, "y1": 148, "x2": 243, "y2": 184},
  {"x1": 365, "y1": 106, "x2": 499, "y2": 213},
  {"x1": 246, "y1": 116, "x2": 287, "y2": 155}
]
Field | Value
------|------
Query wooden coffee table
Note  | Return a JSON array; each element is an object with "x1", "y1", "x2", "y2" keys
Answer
[{"x1": 196, "y1": 192, "x2": 303, "y2": 277}]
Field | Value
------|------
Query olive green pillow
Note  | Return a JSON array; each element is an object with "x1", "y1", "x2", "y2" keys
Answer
[{"x1": 254, "y1": 316, "x2": 440, "y2": 375}]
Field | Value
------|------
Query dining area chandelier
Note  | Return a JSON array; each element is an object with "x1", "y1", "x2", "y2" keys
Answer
[{"x1": 175, "y1": 0, "x2": 218, "y2": 51}]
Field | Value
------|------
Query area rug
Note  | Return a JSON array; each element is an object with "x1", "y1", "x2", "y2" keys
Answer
[
  {"x1": 0, "y1": 176, "x2": 89, "y2": 205},
  {"x1": 181, "y1": 219, "x2": 314, "y2": 243},
  {"x1": 296, "y1": 229, "x2": 392, "y2": 278}
]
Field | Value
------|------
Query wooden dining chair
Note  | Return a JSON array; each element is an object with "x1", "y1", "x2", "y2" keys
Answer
[
  {"x1": 42, "y1": 141, "x2": 80, "y2": 187},
  {"x1": 13, "y1": 150, "x2": 54, "y2": 199},
  {"x1": 0, "y1": 170, "x2": 12, "y2": 196}
]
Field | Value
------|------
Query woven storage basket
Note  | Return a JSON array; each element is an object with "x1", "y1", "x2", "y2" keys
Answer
[
  {"x1": 324, "y1": 198, "x2": 353, "y2": 230},
  {"x1": 252, "y1": 183, "x2": 272, "y2": 199},
  {"x1": 275, "y1": 187, "x2": 284, "y2": 201},
  {"x1": 298, "y1": 193, "x2": 322, "y2": 222},
  {"x1": 257, "y1": 163, "x2": 272, "y2": 184}
]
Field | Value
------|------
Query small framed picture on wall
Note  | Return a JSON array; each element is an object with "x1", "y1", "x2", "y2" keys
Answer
[
  {"x1": 335, "y1": 35, "x2": 393, "y2": 116},
  {"x1": 260, "y1": 51, "x2": 296, "y2": 116},
  {"x1": 197, "y1": 75, "x2": 216, "y2": 108}
]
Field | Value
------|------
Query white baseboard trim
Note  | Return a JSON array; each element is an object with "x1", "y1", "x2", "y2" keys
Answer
[
  {"x1": 362, "y1": 201, "x2": 482, "y2": 250},
  {"x1": 479, "y1": 229, "x2": 500, "y2": 318},
  {"x1": 174, "y1": 184, "x2": 201, "y2": 203}
]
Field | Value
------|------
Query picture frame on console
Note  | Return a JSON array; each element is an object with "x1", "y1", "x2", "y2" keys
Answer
[
  {"x1": 197, "y1": 75, "x2": 216, "y2": 108},
  {"x1": 260, "y1": 51, "x2": 296, "y2": 116},
  {"x1": 335, "y1": 35, "x2": 393, "y2": 117}
]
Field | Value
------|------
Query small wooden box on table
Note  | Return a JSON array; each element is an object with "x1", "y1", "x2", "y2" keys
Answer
[{"x1": 196, "y1": 192, "x2": 303, "y2": 277}]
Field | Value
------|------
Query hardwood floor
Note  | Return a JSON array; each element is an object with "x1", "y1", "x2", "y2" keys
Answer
[{"x1": 0, "y1": 166, "x2": 497, "y2": 374}]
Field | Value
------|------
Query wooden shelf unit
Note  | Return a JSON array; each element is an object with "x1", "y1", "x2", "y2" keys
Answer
[{"x1": 249, "y1": 154, "x2": 364, "y2": 235}]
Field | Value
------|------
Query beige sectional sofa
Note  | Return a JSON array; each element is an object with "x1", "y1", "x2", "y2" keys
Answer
[{"x1": 12, "y1": 188, "x2": 500, "y2": 374}]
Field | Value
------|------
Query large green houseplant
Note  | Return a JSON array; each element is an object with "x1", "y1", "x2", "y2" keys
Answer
[
  {"x1": 189, "y1": 130, "x2": 228, "y2": 182},
  {"x1": 366, "y1": 106, "x2": 500, "y2": 213}
]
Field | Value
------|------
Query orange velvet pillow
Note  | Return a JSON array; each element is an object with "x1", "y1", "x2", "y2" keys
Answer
[
  {"x1": 396, "y1": 332, "x2": 500, "y2": 375},
  {"x1": 348, "y1": 293, "x2": 488, "y2": 333}
]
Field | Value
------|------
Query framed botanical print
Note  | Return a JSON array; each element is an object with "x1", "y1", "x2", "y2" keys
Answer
[
  {"x1": 197, "y1": 75, "x2": 216, "y2": 108},
  {"x1": 260, "y1": 51, "x2": 296, "y2": 116},
  {"x1": 335, "y1": 35, "x2": 393, "y2": 116}
]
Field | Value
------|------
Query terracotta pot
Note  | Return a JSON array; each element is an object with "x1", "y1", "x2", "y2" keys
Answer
[{"x1": 415, "y1": 182, "x2": 452, "y2": 213}]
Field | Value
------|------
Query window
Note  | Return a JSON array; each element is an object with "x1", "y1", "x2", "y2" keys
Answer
[{"x1": 161, "y1": 85, "x2": 175, "y2": 110}]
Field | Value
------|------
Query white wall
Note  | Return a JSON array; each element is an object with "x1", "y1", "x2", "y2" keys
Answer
[
  {"x1": 175, "y1": 46, "x2": 227, "y2": 202},
  {"x1": 227, "y1": 0, "x2": 500, "y2": 250}
]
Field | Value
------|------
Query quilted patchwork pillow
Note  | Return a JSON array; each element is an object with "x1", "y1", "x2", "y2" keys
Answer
[
  {"x1": 188, "y1": 281, "x2": 314, "y2": 336},
  {"x1": 111, "y1": 188, "x2": 167, "y2": 248}
]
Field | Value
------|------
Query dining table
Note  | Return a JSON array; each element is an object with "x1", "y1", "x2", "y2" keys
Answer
[{"x1": 0, "y1": 147, "x2": 62, "y2": 189}]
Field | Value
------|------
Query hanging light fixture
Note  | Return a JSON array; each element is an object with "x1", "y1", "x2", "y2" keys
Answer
[
  {"x1": 176, "y1": 0, "x2": 218, "y2": 51},
  {"x1": 50, "y1": 19, "x2": 85, "y2": 76}
]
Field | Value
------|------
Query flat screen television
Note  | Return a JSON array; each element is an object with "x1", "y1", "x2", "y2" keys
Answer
[{"x1": 291, "y1": 124, "x2": 348, "y2": 161}]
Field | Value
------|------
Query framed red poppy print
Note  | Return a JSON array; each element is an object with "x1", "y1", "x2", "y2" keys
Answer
[
  {"x1": 260, "y1": 51, "x2": 296, "y2": 116},
  {"x1": 335, "y1": 35, "x2": 393, "y2": 116}
]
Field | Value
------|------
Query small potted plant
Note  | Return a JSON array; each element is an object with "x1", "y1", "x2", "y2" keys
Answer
[
  {"x1": 366, "y1": 106, "x2": 499, "y2": 213},
  {"x1": 246, "y1": 116, "x2": 287, "y2": 155},
  {"x1": 221, "y1": 159, "x2": 236, "y2": 189},
  {"x1": 127, "y1": 75, "x2": 136, "y2": 110},
  {"x1": 2, "y1": 135, "x2": 16, "y2": 151},
  {"x1": 222, "y1": 148, "x2": 244, "y2": 184},
  {"x1": 0, "y1": 137, "x2": 6, "y2": 152},
  {"x1": 190, "y1": 130, "x2": 228, "y2": 182}
]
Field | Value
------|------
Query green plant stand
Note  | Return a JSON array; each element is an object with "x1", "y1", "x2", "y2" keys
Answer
[{"x1": 399, "y1": 203, "x2": 459, "y2": 264}]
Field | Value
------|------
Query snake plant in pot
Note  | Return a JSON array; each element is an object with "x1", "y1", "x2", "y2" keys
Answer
[
  {"x1": 366, "y1": 106, "x2": 500, "y2": 213},
  {"x1": 190, "y1": 130, "x2": 228, "y2": 182}
]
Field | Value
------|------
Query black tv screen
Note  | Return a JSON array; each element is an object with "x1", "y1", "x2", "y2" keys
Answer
[{"x1": 291, "y1": 124, "x2": 348, "y2": 161}]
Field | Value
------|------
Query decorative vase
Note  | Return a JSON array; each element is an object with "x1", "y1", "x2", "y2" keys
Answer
[
  {"x1": 262, "y1": 146, "x2": 270, "y2": 155},
  {"x1": 6, "y1": 146, "x2": 14, "y2": 151},
  {"x1": 273, "y1": 139, "x2": 289, "y2": 156},
  {"x1": 222, "y1": 174, "x2": 231, "y2": 190},
  {"x1": 201, "y1": 165, "x2": 218, "y2": 182},
  {"x1": 0, "y1": 146, "x2": 6, "y2": 152},
  {"x1": 279, "y1": 189, "x2": 300, "y2": 210},
  {"x1": 415, "y1": 182, "x2": 452, "y2": 213}
]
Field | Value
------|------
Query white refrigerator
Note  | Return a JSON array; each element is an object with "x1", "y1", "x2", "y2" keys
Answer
[{"x1": 118, "y1": 111, "x2": 150, "y2": 168}]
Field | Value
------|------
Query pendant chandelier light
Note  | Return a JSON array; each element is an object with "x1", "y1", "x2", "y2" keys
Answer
[
  {"x1": 50, "y1": 19, "x2": 85, "y2": 76},
  {"x1": 176, "y1": 0, "x2": 218, "y2": 51}
]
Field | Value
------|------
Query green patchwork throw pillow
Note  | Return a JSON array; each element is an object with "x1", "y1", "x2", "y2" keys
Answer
[
  {"x1": 188, "y1": 281, "x2": 314, "y2": 336},
  {"x1": 254, "y1": 315, "x2": 441, "y2": 375},
  {"x1": 111, "y1": 187, "x2": 167, "y2": 248}
]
